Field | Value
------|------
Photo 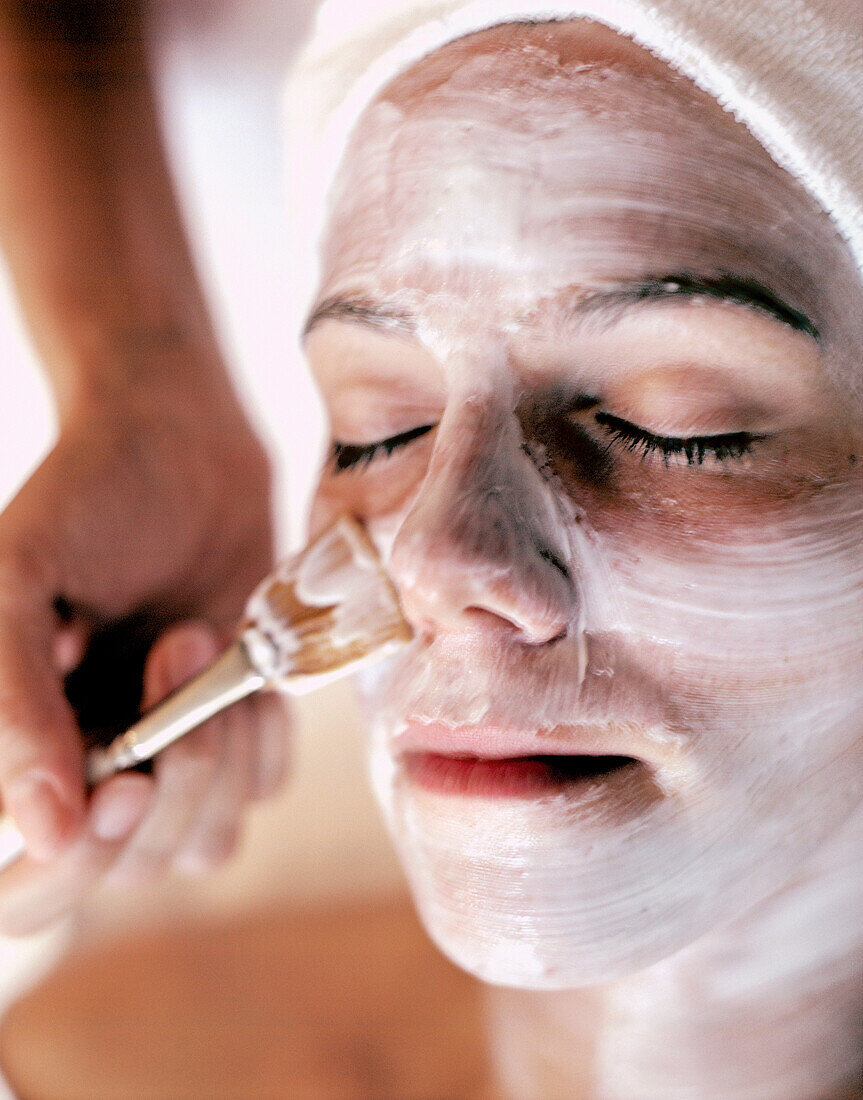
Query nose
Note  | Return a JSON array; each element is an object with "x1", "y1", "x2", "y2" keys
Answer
[{"x1": 388, "y1": 403, "x2": 579, "y2": 644}]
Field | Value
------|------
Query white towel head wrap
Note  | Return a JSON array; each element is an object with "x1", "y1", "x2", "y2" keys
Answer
[{"x1": 281, "y1": 0, "x2": 863, "y2": 524}]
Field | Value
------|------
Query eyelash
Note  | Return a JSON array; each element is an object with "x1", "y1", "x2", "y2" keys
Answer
[
  {"x1": 331, "y1": 424, "x2": 435, "y2": 472},
  {"x1": 330, "y1": 413, "x2": 757, "y2": 473},
  {"x1": 594, "y1": 411, "x2": 756, "y2": 465}
]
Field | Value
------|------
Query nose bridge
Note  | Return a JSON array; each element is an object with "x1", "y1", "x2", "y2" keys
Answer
[{"x1": 389, "y1": 397, "x2": 579, "y2": 641}]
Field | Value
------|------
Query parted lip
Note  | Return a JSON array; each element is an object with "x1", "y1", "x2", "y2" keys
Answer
[
  {"x1": 394, "y1": 719, "x2": 667, "y2": 768},
  {"x1": 379, "y1": 634, "x2": 686, "y2": 779}
]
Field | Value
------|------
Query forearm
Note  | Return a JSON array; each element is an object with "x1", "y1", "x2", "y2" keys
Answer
[{"x1": 0, "y1": 0, "x2": 234, "y2": 420}]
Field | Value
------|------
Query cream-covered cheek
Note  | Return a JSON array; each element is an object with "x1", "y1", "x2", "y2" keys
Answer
[{"x1": 313, "y1": 58, "x2": 863, "y2": 990}]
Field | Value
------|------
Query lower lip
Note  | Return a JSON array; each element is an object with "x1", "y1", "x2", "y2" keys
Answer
[{"x1": 401, "y1": 751, "x2": 641, "y2": 800}]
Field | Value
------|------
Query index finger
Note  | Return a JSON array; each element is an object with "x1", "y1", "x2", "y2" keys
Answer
[{"x1": 0, "y1": 590, "x2": 85, "y2": 860}]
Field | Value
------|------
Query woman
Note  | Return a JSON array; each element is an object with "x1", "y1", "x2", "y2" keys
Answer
[{"x1": 286, "y1": 5, "x2": 863, "y2": 1097}]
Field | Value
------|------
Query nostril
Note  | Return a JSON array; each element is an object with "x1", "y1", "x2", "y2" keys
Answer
[
  {"x1": 521, "y1": 622, "x2": 569, "y2": 646},
  {"x1": 463, "y1": 606, "x2": 521, "y2": 634},
  {"x1": 463, "y1": 606, "x2": 569, "y2": 646}
]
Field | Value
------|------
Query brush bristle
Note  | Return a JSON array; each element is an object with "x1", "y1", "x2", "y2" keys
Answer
[
  {"x1": 269, "y1": 597, "x2": 412, "y2": 677},
  {"x1": 241, "y1": 516, "x2": 412, "y2": 686}
]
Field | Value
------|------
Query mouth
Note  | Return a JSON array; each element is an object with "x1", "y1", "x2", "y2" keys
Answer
[
  {"x1": 394, "y1": 720, "x2": 664, "y2": 801},
  {"x1": 401, "y1": 751, "x2": 642, "y2": 799}
]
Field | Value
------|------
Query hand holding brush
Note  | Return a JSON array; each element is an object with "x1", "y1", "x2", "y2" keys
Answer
[{"x1": 0, "y1": 517, "x2": 411, "y2": 874}]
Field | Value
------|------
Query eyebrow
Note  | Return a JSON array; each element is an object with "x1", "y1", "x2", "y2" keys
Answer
[
  {"x1": 303, "y1": 296, "x2": 417, "y2": 338},
  {"x1": 573, "y1": 275, "x2": 820, "y2": 340},
  {"x1": 303, "y1": 274, "x2": 819, "y2": 342}
]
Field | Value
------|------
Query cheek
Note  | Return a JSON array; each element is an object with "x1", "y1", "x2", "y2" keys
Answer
[
  {"x1": 608, "y1": 488, "x2": 863, "y2": 648},
  {"x1": 542, "y1": 422, "x2": 863, "y2": 668},
  {"x1": 310, "y1": 479, "x2": 417, "y2": 570},
  {"x1": 599, "y1": 481, "x2": 863, "y2": 779},
  {"x1": 347, "y1": 456, "x2": 863, "y2": 981},
  {"x1": 309, "y1": 435, "x2": 435, "y2": 533}
]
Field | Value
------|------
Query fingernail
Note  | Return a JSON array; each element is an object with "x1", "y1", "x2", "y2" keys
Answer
[
  {"x1": 6, "y1": 774, "x2": 76, "y2": 860},
  {"x1": 91, "y1": 790, "x2": 149, "y2": 843}
]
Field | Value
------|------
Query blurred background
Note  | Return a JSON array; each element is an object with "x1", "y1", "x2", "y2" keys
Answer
[{"x1": 0, "y1": 3, "x2": 490, "y2": 1095}]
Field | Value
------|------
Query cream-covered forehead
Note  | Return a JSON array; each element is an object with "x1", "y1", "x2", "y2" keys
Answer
[
  {"x1": 284, "y1": 0, "x2": 863, "y2": 326},
  {"x1": 372, "y1": 25, "x2": 707, "y2": 118},
  {"x1": 324, "y1": 34, "x2": 848, "y2": 339},
  {"x1": 349, "y1": 48, "x2": 729, "y2": 160}
]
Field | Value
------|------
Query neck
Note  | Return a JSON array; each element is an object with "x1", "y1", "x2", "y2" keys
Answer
[{"x1": 484, "y1": 807, "x2": 863, "y2": 1100}]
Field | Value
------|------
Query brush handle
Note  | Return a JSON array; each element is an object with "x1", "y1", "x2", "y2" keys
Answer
[
  {"x1": 0, "y1": 639, "x2": 266, "y2": 873},
  {"x1": 86, "y1": 639, "x2": 265, "y2": 782}
]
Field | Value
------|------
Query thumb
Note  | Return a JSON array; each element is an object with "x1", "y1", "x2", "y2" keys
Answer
[{"x1": 0, "y1": 591, "x2": 85, "y2": 861}]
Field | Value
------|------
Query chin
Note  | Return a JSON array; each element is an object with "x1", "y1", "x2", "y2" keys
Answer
[
  {"x1": 414, "y1": 892, "x2": 694, "y2": 990},
  {"x1": 371, "y1": 762, "x2": 710, "y2": 989},
  {"x1": 396, "y1": 849, "x2": 708, "y2": 989},
  {"x1": 370, "y1": 743, "x2": 852, "y2": 990}
]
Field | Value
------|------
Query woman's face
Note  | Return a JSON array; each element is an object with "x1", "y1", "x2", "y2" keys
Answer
[{"x1": 304, "y1": 21, "x2": 863, "y2": 988}]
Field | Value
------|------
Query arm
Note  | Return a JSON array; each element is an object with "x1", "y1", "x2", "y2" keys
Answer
[
  {"x1": 0, "y1": 0, "x2": 236, "y2": 417},
  {"x1": 0, "y1": 0, "x2": 287, "y2": 927}
]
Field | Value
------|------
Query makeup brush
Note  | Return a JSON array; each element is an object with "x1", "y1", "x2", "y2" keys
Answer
[{"x1": 0, "y1": 516, "x2": 412, "y2": 872}]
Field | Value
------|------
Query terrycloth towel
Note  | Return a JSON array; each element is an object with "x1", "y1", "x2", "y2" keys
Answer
[{"x1": 284, "y1": 0, "x2": 863, "y2": 315}]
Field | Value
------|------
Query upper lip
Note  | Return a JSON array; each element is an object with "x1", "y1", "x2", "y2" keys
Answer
[
  {"x1": 376, "y1": 632, "x2": 687, "y2": 772},
  {"x1": 394, "y1": 719, "x2": 667, "y2": 768}
]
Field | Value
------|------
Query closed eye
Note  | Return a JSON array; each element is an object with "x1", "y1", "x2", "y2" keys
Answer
[
  {"x1": 331, "y1": 424, "x2": 435, "y2": 472},
  {"x1": 595, "y1": 411, "x2": 760, "y2": 465}
]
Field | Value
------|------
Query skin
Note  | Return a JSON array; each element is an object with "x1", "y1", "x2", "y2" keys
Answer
[
  {"x1": 0, "y1": 0, "x2": 289, "y2": 932},
  {"x1": 305, "y1": 20, "x2": 863, "y2": 1098}
]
